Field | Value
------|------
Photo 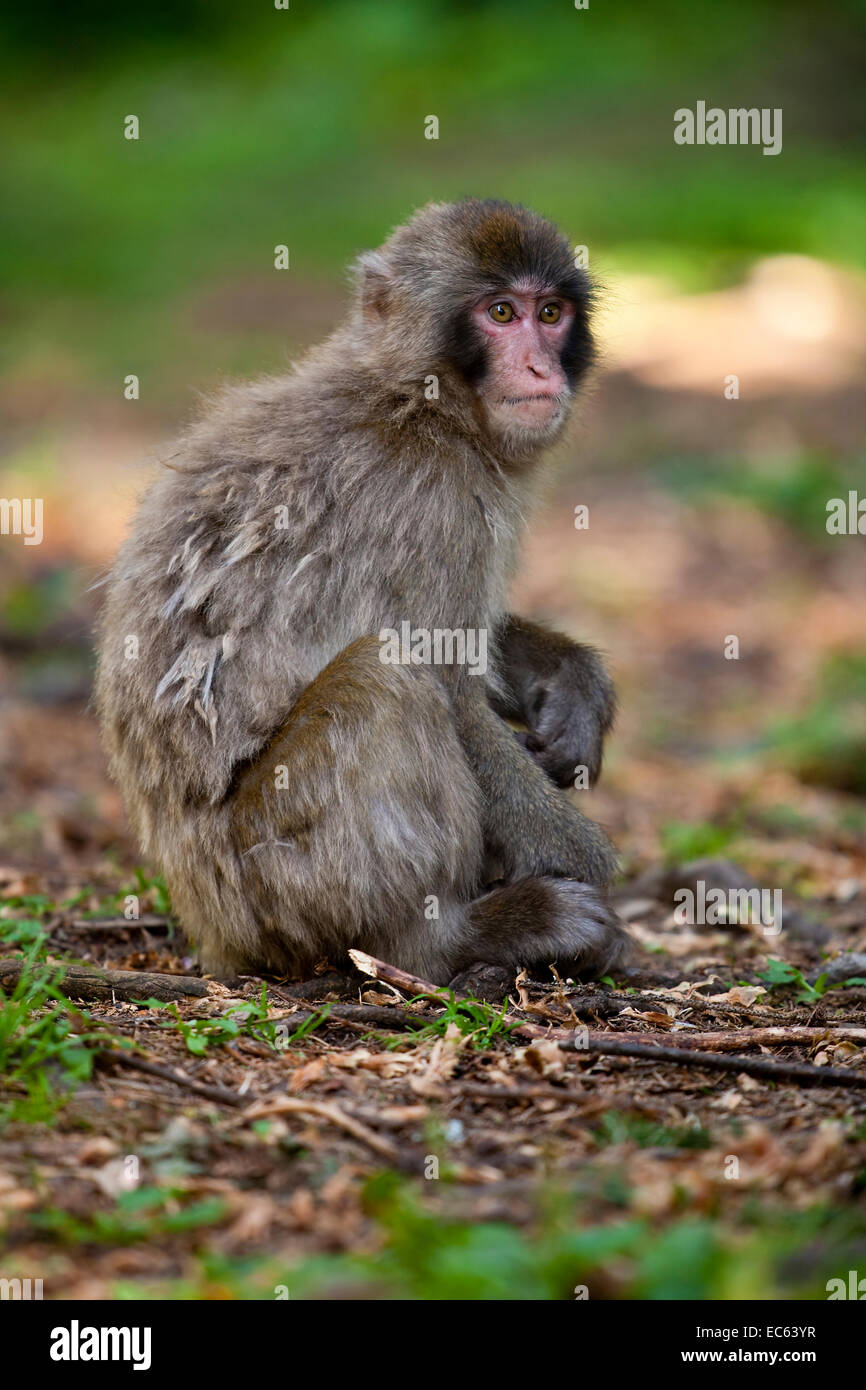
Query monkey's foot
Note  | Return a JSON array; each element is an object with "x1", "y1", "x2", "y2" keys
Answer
[{"x1": 448, "y1": 961, "x2": 516, "y2": 1002}]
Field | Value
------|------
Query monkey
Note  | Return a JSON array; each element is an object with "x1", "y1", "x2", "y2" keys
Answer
[{"x1": 95, "y1": 198, "x2": 630, "y2": 985}]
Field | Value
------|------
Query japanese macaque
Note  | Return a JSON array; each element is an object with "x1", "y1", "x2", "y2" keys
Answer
[{"x1": 96, "y1": 199, "x2": 629, "y2": 983}]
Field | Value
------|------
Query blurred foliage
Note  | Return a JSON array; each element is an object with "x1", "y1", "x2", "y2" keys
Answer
[
  {"x1": 660, "y1": 818, "x2": 741, "y2": 863},
  {"x1": 594, "y1": 1112, "x2": 712, "y2": 1151},
  {"x1": 33, "y1": 1186, "x2": 227, "y2": 1245},
  {"x1": 1, "y1": 568, "x2": 77, "y2": 635},
  {"x1": 658, "y1": 453, "x2": 862, "y2": 546},
  {"x1": 767, "y1": 649, "x2": 866, "y2": 793},
  {"x1": 756, "y1": 956, "x2": 866, "y2": 1002},
  {"x1": 1, "y1": 0, "x2": 864, "y2": 402},
  {"x1": 103, "y1": 1175, "x2": 866, "y2": 1300}
]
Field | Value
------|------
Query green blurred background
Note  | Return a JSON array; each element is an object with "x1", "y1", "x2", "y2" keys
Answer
[{"x1": 2, "y1": 0, "x2": 864, "y2": 405}]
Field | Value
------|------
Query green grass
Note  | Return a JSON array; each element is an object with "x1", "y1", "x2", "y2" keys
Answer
[
  {"x1": 381, "y1": 991, "x2": 520, "y2": 1052},
  {"x1": 1, "y1": 873, "x2": 172, "y2": 923},
  {"x1": 657, "y1": 453, "x2": 863, "y2": 546},
  {"x1": 660, "y1": 817, "x2": 742, "y2": 864},
  {"x1": 0, "y1": 928, "x2": 120, "y2": 1125},
  {"x1": 144, "y1": 988, "x2": 331, "y2": 1055},
  {"x1": 32, "y1": 1186, "x2": 227, "y2": 1246},
  {"x1": 751, "y1": 804, "x2": 819, "y2": 837},
  {"x1": 765, "y1": 649, "x2": 866, "y2": 794},
  {"x1": 594, "y1": 1112, "x2": 712, "y2": 1151}
]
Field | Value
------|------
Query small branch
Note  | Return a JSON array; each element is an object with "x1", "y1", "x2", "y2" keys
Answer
[
  {"x1": 635, "y1": 1025, "x2": 866, "y2": 1051},
  {"x1": 0, "y1": 958, "x2": 208, "y2": 1003},
  {"x1": 349, "y1": 951, "x2": 866, "y2": 1090},
  {"x1": 283, "y1": 1001, "x2": 417, "y2": 1031},
  {"x1": 349, "y1": 951, "x2": 450, "y2": 999},
  {"x1": 550, "y1": 1033, "x2": 866, "y2": 1088},
  {"x1": 59, "y1": 916, "x2": 172, "y2": 934},
  {"x1": 99, "y1": 1050, "x2": 243, "y2": 1106},
  {"x1": 242, "y1": 1094, "x2": 398, "y2": 1159}
]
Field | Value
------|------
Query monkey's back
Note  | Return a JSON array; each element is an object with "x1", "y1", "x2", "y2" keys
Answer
[{"x1": 95, "y1": 359, "x2": 528, "y2": 843}]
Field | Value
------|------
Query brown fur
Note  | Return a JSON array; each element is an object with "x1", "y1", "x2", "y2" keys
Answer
[{"x1": 95, "y1": 199, "x2": 629, "y2": 982}]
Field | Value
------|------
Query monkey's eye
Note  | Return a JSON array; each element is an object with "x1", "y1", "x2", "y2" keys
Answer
[
  {"x1": 539, "y1": 303, "x2": 561, "y2": 324},
  {"x1": 488, "y1": 302, "x2": 515, "y2": 323}
]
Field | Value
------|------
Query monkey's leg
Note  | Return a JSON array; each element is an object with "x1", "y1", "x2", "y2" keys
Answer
[
  {"x1": 213, "y1": 635, "x2": 486, "y2": 983},
  {"x1": 193, "y1": 636, "x2": 627, "y2": 984},
  {"x1": 458, "y1": 876, "x2": 628, "y2": 979}
]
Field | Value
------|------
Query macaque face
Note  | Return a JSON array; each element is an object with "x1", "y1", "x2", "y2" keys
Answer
[{"x1": 471, "y1": 287, "x2": 576, "y2": 439}]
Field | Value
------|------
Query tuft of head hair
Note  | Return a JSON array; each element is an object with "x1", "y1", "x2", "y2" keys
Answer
[{"x1": 352, "y1": 199, "x2": 594, "y2": 390}]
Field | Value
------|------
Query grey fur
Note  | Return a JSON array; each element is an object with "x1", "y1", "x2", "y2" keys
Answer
[{"x1": 95, "y1": 199, "x2": 629, "y2": 982}]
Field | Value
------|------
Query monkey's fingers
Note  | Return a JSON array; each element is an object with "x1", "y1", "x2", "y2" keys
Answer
[
  {"x1": 532, "y1": 707, "x2": 605, "y2": 787},
  {"x1": 514, "y1": 728, "x2": 576, "y2": 787}
]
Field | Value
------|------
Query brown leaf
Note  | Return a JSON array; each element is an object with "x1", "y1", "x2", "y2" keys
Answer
[
  {"x1": 518, "y1": 1040, "x2": 565, "y2": 1077},
  {"x1": 409, "y1": 1025, "x2": 462, "y2": 1097},
  {"x1": 289, "y1": 1056, "x2": 328, "y2": 1091}
]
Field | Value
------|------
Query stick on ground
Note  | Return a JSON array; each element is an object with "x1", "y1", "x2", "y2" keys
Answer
[
  {"x1": 100, "y1": 1050, "x2": 244, "y2": 1106},
  {"x1": 348, "y1": 950, "x2": 866, "y2": 1090},
  {"x1": 0, "y1": 958, "x2": 208, "y2": 1003}
]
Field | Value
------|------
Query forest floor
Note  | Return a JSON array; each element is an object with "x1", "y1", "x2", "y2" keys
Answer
[{"x1": 1, "y1": 789, "x2": 865, "y2": 1299}]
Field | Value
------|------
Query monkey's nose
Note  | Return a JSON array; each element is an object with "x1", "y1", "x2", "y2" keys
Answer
[{"x1": 528, "y1": 361, "x2": 551, "y2": 378}]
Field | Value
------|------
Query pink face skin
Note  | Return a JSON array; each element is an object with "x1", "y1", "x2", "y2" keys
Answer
[{"x1": 471, "y1": 287, "x2": 575, "y2": 439}]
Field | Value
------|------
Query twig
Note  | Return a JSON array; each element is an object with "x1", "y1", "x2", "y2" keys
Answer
[
  {"x1": 283, "y1": 1001, "x2": 417, "y2": 1031},
  {"x1": 59, "y1": 916, "x2": 172, "y2": 934},
  {"x1": 0, "y1": 958, "x2": 208, "y2": 1003},
  {"x1": 348, "y1": 951, "x2": 866, "y2": 1090},
  {"x1": 550, "y1": 1034, "x2": 866, "y2": 1088},
  {"x1": 99, "y1": 1050, "x2": 244, "y2": 1106},
  {"x1": 349, "y1": 952, "x2": 443, "y2": 998},
  {"x1": 242, "y1": 1094, "x2": 398, "y2": 1159},
  {"x1": 632, "y1": 1025, "x2": 866, "y2": 1051}
]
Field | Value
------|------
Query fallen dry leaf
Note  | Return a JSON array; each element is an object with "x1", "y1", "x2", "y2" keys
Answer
[
  {"x1": 289, "y1": 1056, "x2": 329, "y2": 1091},
  {"x1": 706, "y1": 986, "x2": 767, "y2": 1007},
  {"x1": 619, "y1": 1007, "x2": 676, "y2": 1027},
  {"x1": 517, "y1": 1040, "x2": 566, "y2": 1077},
  {"x1": 410, "y1": 1024, "x2": 463, "y2": 1098}
]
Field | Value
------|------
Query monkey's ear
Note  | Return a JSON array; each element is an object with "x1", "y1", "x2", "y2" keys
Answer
[{"x1": 354, "y1": 250, "x2": 394, "y2": 322}]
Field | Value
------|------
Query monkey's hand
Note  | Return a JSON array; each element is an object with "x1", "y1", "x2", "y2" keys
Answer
[
  {"x1": 494, "y1": 617, "x2": 615, "y2": 789},
  {"x1": 520, "y1": 643, "x2": 615, "y2": 789}
]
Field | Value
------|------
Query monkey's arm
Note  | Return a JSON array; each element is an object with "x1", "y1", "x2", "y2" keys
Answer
[{"x1": 490, "y1": 615, "x2": 616, "y2": 789}]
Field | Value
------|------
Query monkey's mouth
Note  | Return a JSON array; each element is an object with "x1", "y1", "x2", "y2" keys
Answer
[
  {"x1": 499, "y1": 392, "x2": 567, "y2": 425},
  {"x1": 502, "y1": 393, "x2": 561, "y2": 406}
]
